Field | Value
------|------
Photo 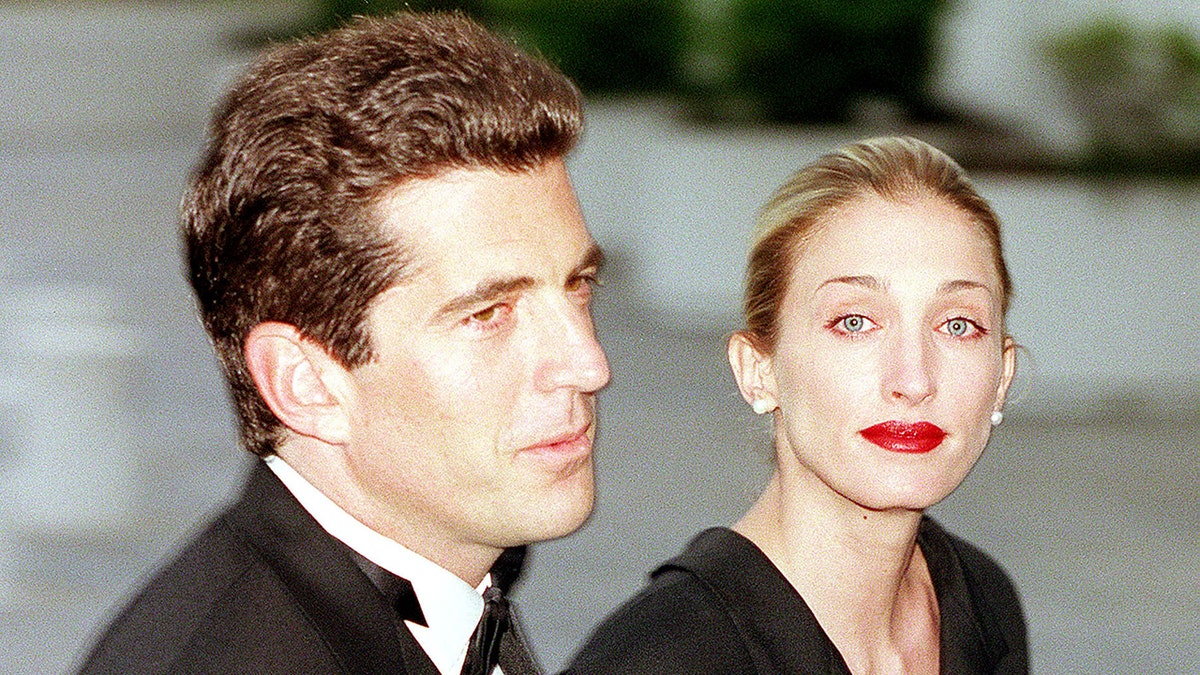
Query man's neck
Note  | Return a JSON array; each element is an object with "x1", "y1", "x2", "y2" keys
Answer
[{"x1": 264, "y1": 450, "x2": 502, "y2": 586}]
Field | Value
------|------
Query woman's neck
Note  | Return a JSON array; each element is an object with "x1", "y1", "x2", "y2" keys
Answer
[{"x1": 733, "y1": 469, "x2": 940, "y2": 674}]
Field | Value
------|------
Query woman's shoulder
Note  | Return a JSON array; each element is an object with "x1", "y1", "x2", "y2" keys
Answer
[
  {"x1": 920, "y1": 517, "x2": 1023, "y2": 612},
  {"x1": 560, "y1": 528, "x2": 767, "y2": 675},
  {"x1": 920, "y1": 517, "x2": 1030, "y2": 672},
  {"x1": 561, "y1": 527, "x2": 845, "y2": 675}
]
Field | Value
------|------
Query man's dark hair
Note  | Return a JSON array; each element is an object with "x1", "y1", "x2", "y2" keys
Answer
[{"x1": 184, "y1": 12, "x2": 583, "y2": 456}]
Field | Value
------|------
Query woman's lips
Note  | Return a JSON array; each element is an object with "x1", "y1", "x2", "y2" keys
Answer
[{"x1": 859, "y1": 421, "x2": 947, "y2": 454}]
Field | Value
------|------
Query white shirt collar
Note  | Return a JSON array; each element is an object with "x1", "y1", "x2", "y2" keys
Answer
[{"x1": 264, "y1": 455, "x2": 492, "y2": 675}]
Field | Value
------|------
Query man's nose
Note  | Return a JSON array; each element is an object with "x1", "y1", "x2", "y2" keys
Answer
[{"x1": 534, "y1": 301, "x2": 610, "y2": 393}]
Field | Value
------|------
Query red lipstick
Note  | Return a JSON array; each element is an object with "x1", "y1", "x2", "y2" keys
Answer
[{"x1": 859, "y1": 421, "x2": 946, "y2": 454}]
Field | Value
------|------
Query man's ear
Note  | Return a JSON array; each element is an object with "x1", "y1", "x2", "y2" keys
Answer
[
  {"x1": 243, "y1": 322, "x2": 353, "y2": 446},
  {"x1": 727, "y1": 331, "x2": 779, "y2": 415}
]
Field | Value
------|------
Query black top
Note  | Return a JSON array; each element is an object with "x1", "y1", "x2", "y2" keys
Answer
[{"x1": 563, "y1": 518, "x2": 1027, "y2": 674}]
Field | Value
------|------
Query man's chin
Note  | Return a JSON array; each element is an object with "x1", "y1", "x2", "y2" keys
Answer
[{"x1": 506, "y1": 481, "x2": 595, "y2": 546}]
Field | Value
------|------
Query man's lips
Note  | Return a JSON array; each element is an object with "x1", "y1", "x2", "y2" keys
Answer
[
  {"x1": 522, "y1": 425, "x2": 592, "y2": 457},
  {"x1": 859, "y1": 421, "x2": 947, "y2": 454}
]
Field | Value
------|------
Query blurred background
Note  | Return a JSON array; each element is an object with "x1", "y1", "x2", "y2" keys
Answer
[{"x1": 1, "y1": 0, "x2": 1197, "y2": 672}]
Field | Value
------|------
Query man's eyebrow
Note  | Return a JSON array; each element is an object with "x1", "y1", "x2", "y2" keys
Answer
[
  {"x1": 433, "y1": 244, "x2": 605, "y2": 321},
  {"x1": 435, "y1": 276, "x2": 536, "y2": 320},
  {"x1": 574, "y1": 243, "x2": 606, "y2": 277}
]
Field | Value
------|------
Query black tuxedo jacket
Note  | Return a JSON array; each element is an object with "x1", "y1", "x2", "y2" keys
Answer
[{"x1": 78, "y1": 461, "x2": 537, "y2": 675}]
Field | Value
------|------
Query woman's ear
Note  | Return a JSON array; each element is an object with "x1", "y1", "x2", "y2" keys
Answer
[
  {"x1": 728, "y1": 331, "x2": 778, "y2": 415},
  {"x1": 243, "y1": 322, "x2": 353, "y2": 446},
  {"x1": 996, "y1": 335, "x2": 1017, "y2": 409}
]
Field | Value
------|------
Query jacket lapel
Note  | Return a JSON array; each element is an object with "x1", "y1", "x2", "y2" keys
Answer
[
  {"x1": 223, "y1": 462, "x2": 432, "y2": 674},
  {"x1": 498, "y1": 604, "x2": 544, "y2": 675}
]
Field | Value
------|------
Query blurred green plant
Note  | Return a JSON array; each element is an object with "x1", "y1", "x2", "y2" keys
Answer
[
  {"x1": 307, "y1": 0, "x2": 498, "y2": 33},
  {"x1": 490, "y1": 0, "x2": 687, "y2": 95},
  {"x1": 1044, "y1": 16, "x2": 1200, "y2": 174},
  {"x1": 710, "y1": 0, "x2": 951, "y2": 124},
  {"x1": 303, "y1": 0, "x2": 949, "y2": 124},
  {"x1": 304, "y1": 0, "x2": 687, "y2": 95}
]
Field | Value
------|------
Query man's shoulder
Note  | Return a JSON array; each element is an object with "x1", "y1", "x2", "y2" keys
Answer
[
  {"x1": 76, "y1": 473, "x2": 343, "y2": 675},
  {"x1": 76, "y1": 511, "x2": 308, "y2": 673}
]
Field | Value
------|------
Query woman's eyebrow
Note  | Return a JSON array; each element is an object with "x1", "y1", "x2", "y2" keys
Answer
[
  {"x1": 937, "y1": 279, "x2": 994, "y2": 296},
  {"x1": 573, "y1": 243, "x2": 606, "y2": 277},
  {"x1": 815, "y1": 275, "x2": 884, "y2": 294}
]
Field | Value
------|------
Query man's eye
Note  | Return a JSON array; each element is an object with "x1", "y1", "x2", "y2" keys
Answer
[
  {"x1": 467, "y1": 304, "x2": 509, "y2": 326},
  {"x1": 567, "y1": 274, "x2": 601, "y2": 298},
  {"x1": 472, "y1": 306, "x2": 498, "y2": 322}
]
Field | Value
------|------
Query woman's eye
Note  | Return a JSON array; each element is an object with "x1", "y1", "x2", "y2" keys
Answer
[
  {"x1": 833, "y1": 314, "x2": 876, "y2": 334},
  {"x1": 940, "y1": 317, "x2": 986, "y2": 338}
]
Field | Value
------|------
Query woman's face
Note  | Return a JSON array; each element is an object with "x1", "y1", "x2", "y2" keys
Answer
[{"x1": 734, "y1": 192, "x2": 1015, "y2": 512}]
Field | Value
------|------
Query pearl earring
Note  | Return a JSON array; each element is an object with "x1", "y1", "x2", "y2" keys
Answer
[
  {"x1": 990, "y1": 410, "x2": 1004, "y2": 426},
  {"x1": 752, "y1": 400, "x2": 772, "y2": 415}
]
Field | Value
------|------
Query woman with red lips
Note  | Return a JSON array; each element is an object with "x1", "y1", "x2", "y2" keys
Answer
[{"x1": 564, "y1": 137, "x2": 1026, "y2": 674}]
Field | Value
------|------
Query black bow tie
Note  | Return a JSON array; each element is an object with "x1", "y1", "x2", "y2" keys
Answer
[
  {"x1": 350, "y1": 547, "x2": 534, "y2": 675},
  {"x1": 460, "y1": 585, "x2": 509, "y2": 675},
  {"x1": 460, "y1": 547, "x2": 526, "y2": 675},
  {"x1": 350, "y1": 552, "x2": 428, "y2": 627}
]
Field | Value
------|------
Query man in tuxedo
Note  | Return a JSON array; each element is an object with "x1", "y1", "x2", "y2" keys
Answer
[{"x1": 78, "y1": 12, "x2": 608, "y2": 675}]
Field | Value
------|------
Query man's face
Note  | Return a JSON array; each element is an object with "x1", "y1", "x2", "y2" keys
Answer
[{"x1": 340, "y1": 160, "x2": 609, "y2": 569}]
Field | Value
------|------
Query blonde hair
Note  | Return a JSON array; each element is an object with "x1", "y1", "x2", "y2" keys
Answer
[{"x1": 742, "y1": 136, "x2": 1011, "y2": 351}]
